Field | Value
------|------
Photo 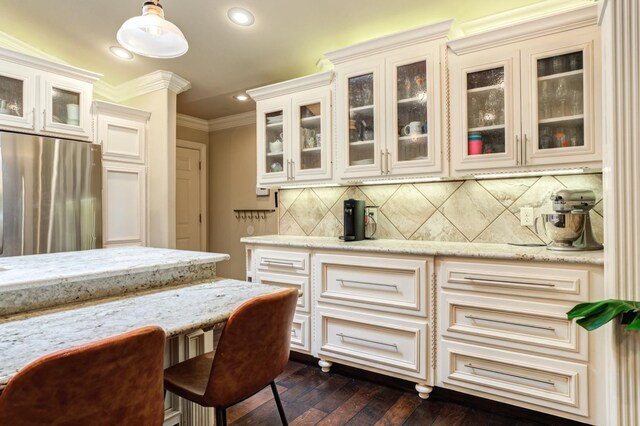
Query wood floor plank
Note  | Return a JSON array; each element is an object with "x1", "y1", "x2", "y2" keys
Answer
[
  {"x1": 313, "y1": 379, "x2": 360, "y2": 413},
  {"x1": 281, "y1": 367, "x2": 327, "y2": 402},
  {"x1": 316, "y1": 383, "x2": 384, "y2": 426},
  {"x1": 373, "y1": 393, "x2": 421, "y2": 426},
  {"x1": 403, "y1": 400, "x2": 444, "y2": 426},
  {"x1": 298, "y1": 375, "x2": 350, "y2": 406},
  {"x1": 431, "y1": 403, "x2": 469, "y2": 426},
  {"x1": 344, "y1": 387, "x2": 403, "y2": 426},
  {"x1": 290, "y1": 408, "x2": 329, "y2": 426},
  {"x1": 226, "y1": 384, "x2": 287, "y2": 424}
]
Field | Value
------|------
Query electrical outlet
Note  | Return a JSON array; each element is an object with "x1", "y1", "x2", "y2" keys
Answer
[
  {"x1": 366, "y1": 208, "x2": 378, "y2": 225},
  {"x1": 520, "y1": 207, "x2": 534, "y2": 226}
]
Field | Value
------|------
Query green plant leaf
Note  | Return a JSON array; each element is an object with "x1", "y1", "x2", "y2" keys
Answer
[
  {"x1": 626, "y1": 313, "x2": 640, "y2": 331},
  {"x1": 567, "y1": 300, "x2": 640, "y2": 331}
]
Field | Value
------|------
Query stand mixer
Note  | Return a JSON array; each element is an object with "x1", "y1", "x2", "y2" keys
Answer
[{"x1": 536, "y1": 189, "x2": 603, "y2": 251}]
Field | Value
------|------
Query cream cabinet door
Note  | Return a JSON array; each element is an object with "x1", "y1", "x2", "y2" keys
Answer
[
  {"x1": 520, "y1": 29, "x2": 600, "y2": 167},
  {"x1": 40, "y1": 72, "x2": 93, "y2": 140},
  {"x1": 102, "y1": 162, "x2": 146, "y2": 247},
  {"x1": 98, "y1": 114, "x2": 146, "y2": 164},
  {"x1": 450, "y1": 46, "x2": 521, "y2": 173},
  {"x1": 257, "y1": 96, "x2": 290, "y2": 185},
  {"x1": 0, "y1": 61, "x2": 37, "y2": 131}
]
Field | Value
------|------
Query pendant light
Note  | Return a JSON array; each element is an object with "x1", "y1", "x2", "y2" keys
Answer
[{"x1": 117, "y1": 0, "x2": 188, "y2": 59}]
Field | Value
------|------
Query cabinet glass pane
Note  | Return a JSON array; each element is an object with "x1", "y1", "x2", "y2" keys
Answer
[
  {"x1": 348, "y1": 73, "x2": 374, "y2": 166},
  {"x1": 466, "y1": 67, "x2": 506, "y2": 156},
  {"x1": 52, "y1": 87, "x2": 81, "y2": 125},
  {"x1": 299, "y1": 103, "x2": 322, "y2": 170},
  {"x1": 396, "y1": 61, "x2": 428, "y2": 162},
  {"x1": 265, "y1": 111, "x2": 284, "y2": 174},
  {"x1": 0, "y1": 75, "x2": 24, "y2": 118},
  {"x1": 536, "y1": 51, "x2": 584, "y2": 150}
]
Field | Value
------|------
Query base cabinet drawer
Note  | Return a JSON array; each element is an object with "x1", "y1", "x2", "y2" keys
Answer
[
  {"x1": 441, "y1": 292, "x2": 587, "y2": 361},
  {"x1": 291, "y1": 314, "x2": 311, "y2": 354},
  {"x1": 314, "y1": 253, "x2": 429, "y2": 316},
  {"x1": 316, "y1": 307, "x2": 429, "y2": 381},
  {"x1": 254, "y1": 272, "x2": 310, "y2": 313},
  {"x1": 255, "y1": 248, "x2": 309, "y2": 275},
  {"x1": 439, "y1": 341, "x2": 588, "y2": 418}
]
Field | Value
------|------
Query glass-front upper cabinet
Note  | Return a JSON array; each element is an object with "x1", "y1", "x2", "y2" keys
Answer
[
  {"x1": 522, "y1": 31, "x2": 599, "y2": 166},
  {"x1": 0, "y1": 62, "x2": 36, "y2": 130},
  {"x1": 292, "y1": 87, "x2": 332, "y2": 182},
  {"x1": 40, "y1": 74, "x2": 93, "y2": 139},
  {"x1": 451, "y1": 48, "x2": 520, "y2": 172},
  {"x1": 257, "y1": 100, "x2": 289, "y2": 184}
]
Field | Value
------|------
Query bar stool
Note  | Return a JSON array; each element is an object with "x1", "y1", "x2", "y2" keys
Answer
[
  {"x1": 0, "y1": 326, "x2": 166, "y2": 426},
  {"x1": 164, "y1": 288, "x2": 298, "y2": 426}
]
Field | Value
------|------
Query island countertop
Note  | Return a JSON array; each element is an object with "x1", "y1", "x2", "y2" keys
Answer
[
  {"x1": 0, "y1": 278, "x2": 282, "y2": 389},
  {"x1": 241, "y1": 235, "x2": 604, "y2": 265},
  {"x1": 0, "y1": 246, "x2": 230, "y2": 316}
]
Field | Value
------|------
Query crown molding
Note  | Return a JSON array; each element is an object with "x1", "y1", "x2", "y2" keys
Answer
[
  {"x1": 449, "y1": 2, "x2": 598, "y2": 54},
  {"x1": 109, "y1": 70, "x2": 191, "y2": 102},
  {"x1": 0, "y1": 45, "x2": 102, "y2": 82},
  {"x1": 247, "y1": 71, "x2": 334, "y2": 101},
  {"x1": 93, "y1": 100, "x2": 151, "y2": 120},
  {"x1": 324, "y1": 19, "x2": 454, "y2": 65},
  {"x1": 208, "y1": 111, "x2": 255, "y2": 132},
  {"x1": 176, "y1": 113, "x2": 209, "y2": 132}
]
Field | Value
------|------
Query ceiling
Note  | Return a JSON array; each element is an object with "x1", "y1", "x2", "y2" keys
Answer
[{"x1": 0, "y1": 0, "x2": 545, "y2": 119}]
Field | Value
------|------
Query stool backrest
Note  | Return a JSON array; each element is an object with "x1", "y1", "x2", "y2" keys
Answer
[
  {"x1": 206, "y1": 289, "x2": 298, "y2": 407},
  {"x1": 0, "y1": 326, "x2": 166, "y2": 426}
]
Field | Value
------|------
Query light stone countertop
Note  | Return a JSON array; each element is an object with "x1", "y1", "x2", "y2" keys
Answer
[
  {"x1": 0, "y1": 279, "x2": 283, "y2": 389},
  {"x1": 0, "y1": 247, "x2": 230, "y2": 316},
  {"x1": 241, "y1": 235, "x2": 604, "y2": 265}
]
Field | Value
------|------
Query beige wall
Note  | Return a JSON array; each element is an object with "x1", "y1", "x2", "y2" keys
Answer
[{"x1": 208, "y1": 124, "x2": 277, "y2": 279}]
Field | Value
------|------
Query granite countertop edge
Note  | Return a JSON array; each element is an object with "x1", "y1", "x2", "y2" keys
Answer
[{"x1": 240, "y1": 236, "x2": 604, "y2": 266}]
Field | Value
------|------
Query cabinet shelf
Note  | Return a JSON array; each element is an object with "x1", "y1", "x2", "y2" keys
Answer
[
  {"x1": 266, "y1": 152, "x2": 284, "y2": 157},
  {"x1": 397, "y1": 96, "x2": 427, "y2": 104},
  {"x1": 538, "y1": 114, "x2": 584, "y2": 124},
  {"x1": 467, "y1": 84, "x2": 504, "y2": 94},
  {"x1": 350, "y1": 104, "x2": 374, "y2": 112},
  {"x1": 349, "y1": 140, "x2": 375, "y2": 146},
  {"x1": 538, "y1": 69, "x2": 583, "y2": 81},
  {"x1": 468, "y1": 124, "x2": 506, "y2": 132},
  {"x1": 302, "y1": 147, "x2": 322, "y2": 153},
  {"x1": 301, "y1": 116, "x2": 321, "y2": 123},
  {"x1": 266, "y1": 122, "x2": 284, "y2": 128},
  {"x1": 398, "y1": 134, "x2": 428, "y2": 141}
]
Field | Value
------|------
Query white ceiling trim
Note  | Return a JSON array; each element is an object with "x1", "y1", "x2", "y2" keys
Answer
[
  {"x1": 247, "y1": 71, "x2": 334, "y2": 101},
  {"x1": 101, "y1": 70, "x2": 192, "y2": 102},
  {"x1": 176, "y1": 113, "x2": 209, "y2": 132},
  {"x1": 0, "y1": 45, "x2": 101, "y2": 82},
  {"x1": 208, "y1": 111, "x2": 255, "y2": 132}
]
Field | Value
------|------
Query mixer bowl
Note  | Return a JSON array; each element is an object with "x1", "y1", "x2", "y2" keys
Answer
[{"x1": 539, "y1": 213, "x2": 586, "y2": 245}]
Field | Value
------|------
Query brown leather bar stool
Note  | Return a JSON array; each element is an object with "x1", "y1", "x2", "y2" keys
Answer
[
  {"x1": 0, "y1": 326, "x2": 166, "y2": 426},
  {"x1": 164, "y1": 288, "x2": 298, "y2": 426}
]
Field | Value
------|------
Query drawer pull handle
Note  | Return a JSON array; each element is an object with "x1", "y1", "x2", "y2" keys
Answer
[
  {"x1": 464, "y1": 363, "x2": 555, "y2": 386},
  {"x1": 465, "y1": 315, "x2": 556, "y2": 332},
  {"x1": 336, "y1": 279, "x2": 398, "y2": 290},
  {"x1": 463, "y1": 276, "x2": 555, "y2": 288},
  {"x1": 336, "y1": 333, "x2": 398, "y2": 350},
  {"x1": 262, "y1": 259, "x2": 296, "y2": 267}
]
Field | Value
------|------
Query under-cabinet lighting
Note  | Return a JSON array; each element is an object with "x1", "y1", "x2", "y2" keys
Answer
[
  {"x1": 474, "y1": 168, "x2": 586, "y2": 179},
  {"x1": 362, "y1": 177, "x2": 442, "y2": 185},
  {"x1": 279, "y1": 183, "x2": 340, "y2": 189}
]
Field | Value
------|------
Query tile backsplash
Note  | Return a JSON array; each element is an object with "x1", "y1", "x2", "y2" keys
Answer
[{"x1": 278, "y1": 174, "x2": 604, "y2": 245}]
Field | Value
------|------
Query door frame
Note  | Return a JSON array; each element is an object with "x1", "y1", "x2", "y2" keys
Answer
[{"x1": 176, "y1": 139, "x2": 208, "y2": 251}]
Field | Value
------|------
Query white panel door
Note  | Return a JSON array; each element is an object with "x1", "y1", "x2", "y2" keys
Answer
[
  {"x1": 102, "y1": 162, "x2": 146, "y2": 246},
  {"x1": 176, "y1": 146, "x2": 202, "y2": 251}
]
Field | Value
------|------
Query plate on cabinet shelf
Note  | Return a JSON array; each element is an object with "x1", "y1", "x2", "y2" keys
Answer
[{"x1": 349, "y1": 140, "x2": 375, "y2": 146}]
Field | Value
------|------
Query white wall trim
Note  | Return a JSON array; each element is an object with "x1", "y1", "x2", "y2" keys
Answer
[
  {"x1": 93, "y1": 100, "x2": 151, "y2": 120},
  {"x1": 176, "y1": 139, "x2": 208, "y2": 252},
  {"x1": 176, "y1": 113, "x2": 209, "y2": 132},
  {"x1": 208, "y1": 111, "x2": 255, "y2": 132}
]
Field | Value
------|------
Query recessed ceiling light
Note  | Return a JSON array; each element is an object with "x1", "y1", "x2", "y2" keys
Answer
[
  {"x1": 227, "y1": 7, "x2": 255, "y2": 26},
  {"x1": 109, "y1": 46, "x2": 134, "y2": 60},
  {"x1": 234, "y1": 94, "x2": 249, "y2": 101}
]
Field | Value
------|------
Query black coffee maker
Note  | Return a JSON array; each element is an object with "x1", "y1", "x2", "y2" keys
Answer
[{"x1": 341, "y1": 199, "x2": 365, "y2": 241}]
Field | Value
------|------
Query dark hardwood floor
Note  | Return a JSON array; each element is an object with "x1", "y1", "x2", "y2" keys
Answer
[{"x1": 227, "y1": 361, "x2": 552, "y2": 426}]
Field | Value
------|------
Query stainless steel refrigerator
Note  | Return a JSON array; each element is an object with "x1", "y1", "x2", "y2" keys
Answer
[{"x1": 0, "y1": 132, "x2": 102, "y2": 256}]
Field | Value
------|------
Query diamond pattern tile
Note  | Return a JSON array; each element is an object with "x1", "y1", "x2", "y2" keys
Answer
[
  {"x1": 313, "y1": 187, "x2": 347, "y2": 209},
  {"x1": 310, "y1": 212, "x2": 342, "y2": 237},
  {"x1": 279, "y1": 211, "x2": 305, "y2": 236},
  {"x1": 381, "y1": 185, "x2": 436, "y2": 239},
  {"x1": 330, "y1": 187, "x2": 373, "y2": 225},
  {"x1": 288, "y1": 189, "x2": 328, "y2": 235},
  {"x1": 414, "y1": 181, "x2": 463, "y2": 208},
  {"x1": 410, "y1": 211, "x2": 468, "y2": 242},
  {"x1": 278, "y1": 188, "x2": 302, "y2": 210},
  {"x1": 360, "y1": 184, "x2": 399, "y2": 207},
  {"x1": 477, "y1": 177, "x2": 539, "y2": 207},
  {"x1": 440, "y1": 180, "x2": 505, "y2": 241},
  {"x1": 474, "y1": 211, "x2": 544, "y2": 244}
]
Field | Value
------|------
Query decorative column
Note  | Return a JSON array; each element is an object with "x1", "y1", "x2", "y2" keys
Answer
[{"x1": 601, "y1": 1, "x2": 640, "y2": 425}]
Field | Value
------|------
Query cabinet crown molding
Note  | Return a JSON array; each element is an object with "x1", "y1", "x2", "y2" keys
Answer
[
  {"x1": 95, "y1": 70, "x2": 191, "y2": 103},
  {"x1": 448, "y1": 4, "x2": 598, "y2": 55},
  {"x1": 208, "y1": 111, "x2": 256, "y2": 132},
  {"x1": 324, "y1": 19, "x2": 454, "y2": 65},
  {"x1": 176, "y1": 113, "x2": 210, "y2": 132},
  {"x1": 0, "y1": 46, "x2": 102, "y2": 82},
  {"x1": 247, "y1": 71, "x2": 334, "y2": 101},
  {"x1": 93, "y1": 100, "x2": 151, "y2": 121}
]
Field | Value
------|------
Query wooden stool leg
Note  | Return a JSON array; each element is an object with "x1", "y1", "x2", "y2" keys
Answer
[
  {"x1": 215, "y1": 407, "x2": 227, "y2": 426},
  {"x1": 271, "y1": 381, "x2": 288, "y2": 426}
]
